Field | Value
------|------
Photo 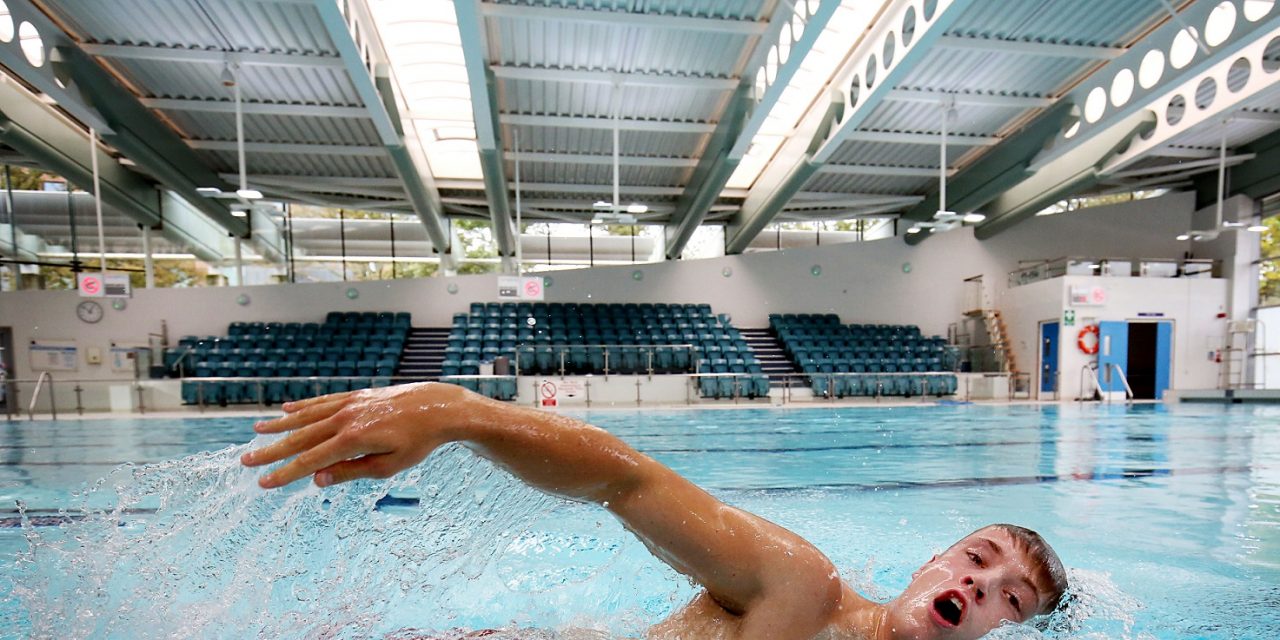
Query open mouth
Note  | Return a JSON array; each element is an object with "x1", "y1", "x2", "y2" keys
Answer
[{"x1": 931, "y1": 590, "x2": 966, "y2": 628}]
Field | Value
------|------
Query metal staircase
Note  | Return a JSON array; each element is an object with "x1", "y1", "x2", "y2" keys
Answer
[
  {"x1": 740, "y1": 328, "x2": 798, "y2": 386},
  {"x1": 396, "y1": 327, "x2": 449, "y2": 381},
  {"x1": 963, "y1": 275, "x2": 1018, "y2": 375}
]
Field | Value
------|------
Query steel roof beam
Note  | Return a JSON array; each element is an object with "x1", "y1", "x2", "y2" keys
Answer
[
  {"x1": 936, "y1": 35, "x2": 1126, "y2": 60},
  {"x1": 140, "y1": 98, "x2": 367, "y2": 118},
  {"x1": 186, "y1": 139, "x2": 386, "y2": 155},
  {"x1": 902, "y1": 101, "x2": 1073, "y2": 245},
  {"x1": 666, "y1": 0, "x2": 839, "y2": 259},
  {"x1": 821, "y1": 164, "x2": 955, "y2": 178},
  {"x1": 784, "y1": 195, "x2": 923, "y2": 209},
  {"x1": 972, "y1": 111, "x2": 1155, "y2": 240},
  {"x1": 78, "y1": 43, "x2": 345, "y2": 69},
  {"x1": 313, "y1": 0, "x2": 454, "y2": 267},
  {"x1": 477, "y1": 3, "x2": 768, "y2": 35},
  {"x1": 845, "y1": 130, "x2": 1000, "y2": 146},
  {"x1": 727, "y1": 0, "x2": 975, "y2": 254},
  {"x1": 223, "y1": 174, "x2": 405, "y2": 189},
  {"x1": 0, "y1": 0, "x2": 112, "y2": 132},
  {"x1": 1102, "y1": 22, "x2": 1280, "y2": 175},
  {"x1": 502, "y1": 151, "x2": 699, "y2": 168},
  {"x1": 456, "y1": 0, "x2": 515, "y2": 259},
  {"x1": 0, "y1": 77, "x2": 161, "y2": 228},
  {"x1": 53, "y1": 44, "x2": 248, "y2": 236},
  {"x1": 499, "y1": 114, "x2": 716, "y2": 133},
  {"x1": 1192, "y1": 128, "x2": 1280, "y2": 208},
  {"x1": 491, "y1": 65, "x2": 738, "y2": 90},
  {"x1": 1031, "y1": 3, "x2": 1280, "y2": 171},
  {"x1": 885, "y1": 88, "x2": 1054, "y2": 109}
]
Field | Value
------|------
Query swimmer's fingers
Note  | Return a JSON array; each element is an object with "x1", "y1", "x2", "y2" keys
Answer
[
  {"x1": 280, "y1": 390, "x2": 355, "y2": 414},
  {"x1": 257, "y1": 434, "x2": 379, "y2": 489},
  {"x1": 241, "y1": 417, "x2": 341, "y2": 468},
  {"x1": 314, "y1": 453, "x2": 403, "y2": 486},
  {"x1": 253, "y1": 397, "x2": 348, "y2": 434}
]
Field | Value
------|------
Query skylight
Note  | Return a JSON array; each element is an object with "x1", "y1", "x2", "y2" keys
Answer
[
  {"x1": 369, "y1": 0, "x2": 483, "y2": 180},
  {"x1": 726, "y1": 1, "x2": 883, "y2": 190}
]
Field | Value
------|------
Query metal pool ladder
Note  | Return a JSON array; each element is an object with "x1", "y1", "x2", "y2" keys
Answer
[
  {"x1": 1079, "y1": 362, "x2": 1133, "y2": 403},
  {"x1": 27, "y1": 372, "x2": 57, "y2": 420}
]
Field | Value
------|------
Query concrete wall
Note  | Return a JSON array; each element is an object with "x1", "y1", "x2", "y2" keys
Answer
[{"x1": 0, "y1": 190, "x2": 1231, "y2": 411}]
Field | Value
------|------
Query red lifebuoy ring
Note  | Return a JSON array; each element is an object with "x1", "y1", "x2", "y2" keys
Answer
[{"x1": 1077, "y1": 325, "x2": 1099, "y2": 355}]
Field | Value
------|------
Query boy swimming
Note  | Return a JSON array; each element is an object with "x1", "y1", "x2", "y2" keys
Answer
[{"x1": 241, "y1": 382, "x2": 1067, "y2": 640}]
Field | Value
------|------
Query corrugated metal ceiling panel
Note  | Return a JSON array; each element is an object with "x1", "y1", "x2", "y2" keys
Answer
[
  {"x1": 95, "y1": 58, "x2": 361, "y2": 106},
  {"x1": 801, "y1": 172, "x2": 933, "y2": 195},
  {"x1": 487, "y1": 11, "x2": 757, "y2": 77},
  {"x1": 501, "y1": 125, "x2": 707, "y2": 158},
  {"x1": 165, "y1": 112, "x2": 382, "y2": 146},
  {"x1": 44, "y1": 0, "x2": 337, "y2": 54},
  {"x1": 513, "y1": 163, "x2": 688, "y2": 187},
  {"x1": 497, "y1": 78, "x2": 730, "y2": 123},
  {"x1": 949, "y1": 0, "x2": 1167, "y2": 47},
  {"x1": 196, "y1": 149, "x2": 399, "y2": 179}
]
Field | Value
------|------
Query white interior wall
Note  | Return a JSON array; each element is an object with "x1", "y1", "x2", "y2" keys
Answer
[
  {"x1": 0, "y1": 191, "x2": 1226, "y2": 407},
  {"x1": 1000, "y1": 275, "x2": 1230, "y2": 399}
]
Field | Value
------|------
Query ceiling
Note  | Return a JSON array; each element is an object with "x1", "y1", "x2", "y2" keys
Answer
[{"x1": 0, "y1": 0, "x2": 1278, "y2": 265}]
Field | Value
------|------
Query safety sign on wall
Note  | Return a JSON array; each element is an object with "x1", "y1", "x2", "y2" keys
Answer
[
  {"x1": 538, "y1": 379, "x2": 558, "y2": 407},
  {"x1": 29, "y1": 340, "x2": 78, "y2": 371},
  {"x1": 498, "y1": 276, "x2": 546, "y2": 301},
  {"x1": 78, "y1": 272, "x2": 132, "y2": 298},
  {"x1": 1063, "y1": 310, "x2": 1076, "y2": 327}
]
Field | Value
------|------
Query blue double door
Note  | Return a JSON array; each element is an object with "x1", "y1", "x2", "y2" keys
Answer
[{"x1": 1096, "y1": 320, "x2": 1173, "y2": 399}]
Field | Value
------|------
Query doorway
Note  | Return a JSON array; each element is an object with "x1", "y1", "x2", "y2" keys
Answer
[
  {"x1": 1097, "y1": 320, "x2": 1172, "y2": 400},
  {"x1": 1039, "y1": 321, "x2": 1059, "y2": 397},
  {"x1": 0, "y1": 327, "x2": 12, "y2": 411}
]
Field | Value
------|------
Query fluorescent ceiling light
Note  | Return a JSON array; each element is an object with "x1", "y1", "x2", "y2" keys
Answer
[
  {"x1": 196, "y1": 187, "x2": 223, "y2": 196},
  {"x1": 236, "y1": 189, "x2": 263, "y2": 200},
  {"x1": 231, "y1": 210, "x2": 248, "y2": 218},
  {"x1": 1176, "y1": 233, "x2": 1190, "y2": 241},
  {"x1": 593, "y1": 200, "x2": 612, "y2": 209},
  {"x1": 626, "y1": 203, "x2": 648, "y2": 214},
  {"x1": 906, "y1": 226, "x2": 921, "y2": 234},
  {"x1": 1222, "y1": 220, "x2": 1246, "y2": 228},
  {"x1": 1247, "y1": 224, "x2": 1268, "y2": 232},
  {"x1": 962, "y1": 212, "x2": 987, "y2": 223}
]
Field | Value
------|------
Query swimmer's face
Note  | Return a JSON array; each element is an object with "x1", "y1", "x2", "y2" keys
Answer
[{"x1": 884, "y1": 527, "x2": 1047, "y2": 640}]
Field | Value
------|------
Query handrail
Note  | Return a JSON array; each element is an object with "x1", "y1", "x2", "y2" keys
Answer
[
  {"x1": 1107, "y1": 363, "x2": 1134, "y2": 401},
  {"x1": 1078, "y1": 362, "x2": 1101, "y2": 402},
  {"x1": 27, "y1": 371, "x2": 56, "y2": 420},
  {"x1": 170, "y1": 345, "x2": 197, "y2": 376}
]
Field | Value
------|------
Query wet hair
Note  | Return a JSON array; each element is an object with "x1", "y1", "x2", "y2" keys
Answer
[{"x1": 983, "y1": 524, "x2": 1069, "y2": 616}]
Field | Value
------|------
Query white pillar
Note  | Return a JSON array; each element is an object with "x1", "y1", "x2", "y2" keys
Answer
[
  {"x1": 234, "y1": 237, "x2": 244, "y2": 287},
  {"x1": 141, "y1": 225, "x2": 155, "y2": 288}
]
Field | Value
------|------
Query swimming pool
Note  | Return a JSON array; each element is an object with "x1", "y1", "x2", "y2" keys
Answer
[{"x1": 2, "y1": 403, "x2": 1278, "y2": 638}]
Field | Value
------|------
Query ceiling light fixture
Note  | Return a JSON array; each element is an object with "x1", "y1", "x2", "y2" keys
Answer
[
  {"x1": 1247, "y1": 222, "x2": 1269, "y2": 233},
  {"x1": 962, "y1": 212, "x2": 986, "y2": 223},
  {"x1": 236, "y1": 188, "x2": 263, "y2": 200},
  {"x1": 220, "y1": 61, "x2": 236, "y2": 87}
]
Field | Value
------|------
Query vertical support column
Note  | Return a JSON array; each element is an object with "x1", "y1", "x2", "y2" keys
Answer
[
  {"x1": 140, "y1": 224, "x2": 155, "y2": 289},
  {"x1": 2, "y1": 165, "x2": 17, "y2": 291},
  {"x1": 233, "y1": 237, "x2": 244, "y2": 287}
]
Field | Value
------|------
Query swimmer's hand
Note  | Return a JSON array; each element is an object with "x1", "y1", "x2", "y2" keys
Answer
[{"x1": 240, "y1": 382, "x2": 472, "y2": 489}]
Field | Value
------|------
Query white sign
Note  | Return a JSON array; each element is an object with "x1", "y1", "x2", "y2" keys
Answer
[
  {"x1": 1069, "y1": 285, "x2": 1108, "y2": 306},
  {"x1": 110, "y1": 344, "x2": 147, "y2": 372},
  {"x1": 498, "y1": 276, "x2": 545, "y2": 301},
  {"x1": 77, "y1": 272, "x2": 131, "y2": 298},
  {"x1": 497, "y1": 276, "x2": 521, "y2": 299},
  {"x1": 538, "y1": 378, "x2": 558, "y2": 407},
  {"x1": 29, "y1": 340, "x2": 78, "y2": 371},
  {"x1": 558, "y1": 377, "x2": 584, "y2": 399}
]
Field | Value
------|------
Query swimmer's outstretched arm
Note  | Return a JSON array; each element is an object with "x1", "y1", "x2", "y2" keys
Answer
[{"x1": 241, "y1": 382, "x2": 844, "y2": 640}]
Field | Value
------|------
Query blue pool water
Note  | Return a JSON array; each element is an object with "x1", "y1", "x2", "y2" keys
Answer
[{"x1": 1, "y1": 403, "x2": 1278, "y2": 638}]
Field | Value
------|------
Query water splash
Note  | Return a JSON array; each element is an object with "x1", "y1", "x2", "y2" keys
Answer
[
  {"x1": 982, "y1": 568, "x2": 1148, "y2": 640},
  {"x1": 6, "y1": 437, "x2": 665, "y2": 639}
]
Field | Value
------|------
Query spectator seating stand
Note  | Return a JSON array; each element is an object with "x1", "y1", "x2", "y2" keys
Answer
[
  {"x1": 171, "y1": 311, "x2": 409, "y2": 406},
  {"x1": 769, "y1": 313, "x2": 958, "y2": 398}
]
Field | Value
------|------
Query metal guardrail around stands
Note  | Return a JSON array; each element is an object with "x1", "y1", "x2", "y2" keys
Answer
[
  {"x1": 509, "y1": 343, "x2": 701, "y2": 380},
  {"x1": 4, "y1": 370, "x2": 981, "y2": 419}
]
